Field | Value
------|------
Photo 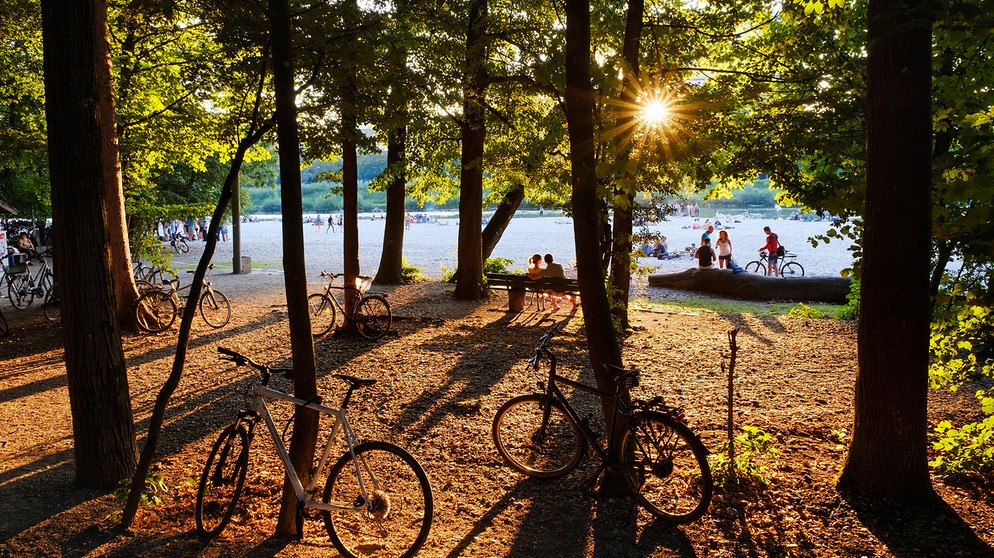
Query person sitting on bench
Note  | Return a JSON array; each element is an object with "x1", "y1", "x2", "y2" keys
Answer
[{"x1": 541, "y1": 253, "x2": 577, "y2": 311}]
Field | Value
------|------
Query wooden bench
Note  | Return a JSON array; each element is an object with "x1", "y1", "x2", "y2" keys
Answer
[{"x1": 485, "y1": 273, "x2": 580, "y2": 312}]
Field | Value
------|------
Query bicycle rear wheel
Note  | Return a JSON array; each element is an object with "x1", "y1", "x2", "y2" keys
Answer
[
  {"x1": 322, "y1": 441, "x2": 433, "y2": 558},
  {"x1": 7, "y1": 274, "x2": 33, "y2": 309},
  {"x1": 780, "y1": 261, "x2": 804, "y2": 277},
  {"x1": 353, "y1": 294, "x2": 391, "y2": 340},
  {"x1": 196, "y1": 423, "x2": 251, "y2": 538},
  {"x1": 492, "y1": 393, "x2": 586, "y2": 478},
  {"x1": 199, "y1": 289, "x2": 231, "y2": 327},
  {"x1": 744, "y1": 261, "x2": 765, "y2": 275},
  {"x1": 618, "y1": 411, "x2": 712, "y2": 523},
  {"x1": 135, "y1": 289, "x2": 177, "y2": 333},
  {"x1": 308, "y1": 293, "x2": 337, "y2": 337}
]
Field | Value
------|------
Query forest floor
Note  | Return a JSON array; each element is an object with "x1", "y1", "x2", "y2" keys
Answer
[{"x1": 1, "y1": 278, "x2": 992, "y2": 558}]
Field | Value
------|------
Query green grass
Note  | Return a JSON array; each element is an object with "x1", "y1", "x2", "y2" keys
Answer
[{"x1": 633, "y1": 296, "x2": 842, "y2": 318}]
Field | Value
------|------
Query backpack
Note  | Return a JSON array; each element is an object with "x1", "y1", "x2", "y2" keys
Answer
[{"x1": 776, "y1": 245, "x2": 786, "y2": 257}]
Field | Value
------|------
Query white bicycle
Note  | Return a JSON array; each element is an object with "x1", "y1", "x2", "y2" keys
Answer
[{"x1": 196, "y1": 347, "x2": 433, "y2": 558}]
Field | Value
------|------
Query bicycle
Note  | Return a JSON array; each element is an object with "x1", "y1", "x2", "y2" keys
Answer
[
  {"x1": 197, "y1": 347, "x2": 433, "y2": 558},
  {"x1": 134, "y1": 263, "x2": 230, "y2": 332},
  {"x1": 491, "y1": 322, "x2": 713, "y2": 523},
  {"x1": 133, "y1": 260, "x2": 168, "y2": 291},
  {"x1": 308, "y1": 271, "x2": 391, "y2": 340},
  {"x1": 42, "y1": 280, "x2": 60, "y2": 323},
  {"x1": 5, "y1": 250, "x2": 55, "y2": 310},
  {"x1": 170, "y1": 232, "x2": 190, "y2": 254},
  {"x1": 745, "y1": 250, "x2": 804, "y2": 277}
]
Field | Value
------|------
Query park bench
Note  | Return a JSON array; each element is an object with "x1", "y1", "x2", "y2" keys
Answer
[{"x1": 485, "y1": 272, "x2": 580, "y2": 312}]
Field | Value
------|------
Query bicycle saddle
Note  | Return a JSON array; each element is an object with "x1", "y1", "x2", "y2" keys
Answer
[{"x1": 332, "y1": 373, "x2": 376, "y2": 388}]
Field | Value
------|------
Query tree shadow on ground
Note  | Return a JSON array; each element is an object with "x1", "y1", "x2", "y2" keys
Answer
[{"x1": 844, "y1": 493, "x2": 994, "y2": 558}]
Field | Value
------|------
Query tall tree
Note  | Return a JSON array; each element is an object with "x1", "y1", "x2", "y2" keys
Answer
[
  {"x1": 836, "y1": 0, "x2": 937, "y2": 501},
  {"x1": 453, "y1": 0, "x2": 489, "y2": 300},
  {"x1": 269, "y1": 0, "x2": 320, "y2": 535},
  {"x1": 564, "y1": 0, "x2": 625, "y2": 494},
  {"x1": 40, "y1": 0, "x2": 136, "y2": 488}
]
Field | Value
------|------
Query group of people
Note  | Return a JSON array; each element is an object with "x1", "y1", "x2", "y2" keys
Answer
[
  {"x1": 692, "y1": 225, "x2": 781, "y2": 276},
  {"x1": 5, "y1": 232, "x2": 40, "y2": 261},
  {"x1": 524, "y1": 253, "x2": 577, "y2": 311}
]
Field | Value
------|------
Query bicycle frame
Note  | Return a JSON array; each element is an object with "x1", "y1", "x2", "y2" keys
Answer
[
  {"x1": 241, "y1": 384, "x2": 373, "y2": 513},
  {"x1": 534, "y1": 345, "x2": 634, "y2": 468}
]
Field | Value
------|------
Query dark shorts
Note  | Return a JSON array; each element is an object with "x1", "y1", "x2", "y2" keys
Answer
[
  {"x1": 768, "y1": 253, "x2": 779, "y2": 266},
  {"x1": 718, "y1": 255, "x2": 731, "y2": 262}
]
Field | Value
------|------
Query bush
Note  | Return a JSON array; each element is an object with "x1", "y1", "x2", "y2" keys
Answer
[
  {"x1": 711, "y1": 425, "x2": 780, "y2": 488},
  {"x1": 400, "y1": 258, "x2": 427, "y2": 283},
  {"x1": 836, "y1": 279, "x2": 860, "y2": 320},
  {"x1": 788, "y1": 303, "x2": 827, "y2": 319}
]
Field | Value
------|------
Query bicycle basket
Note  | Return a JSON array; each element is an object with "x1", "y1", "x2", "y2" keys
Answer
[
  {"x1": 7, "y1": 253, "x2": 28, "y2": 274},
  {"x1": 355, "y1": 275, "x2": 372, "y2": 292}
]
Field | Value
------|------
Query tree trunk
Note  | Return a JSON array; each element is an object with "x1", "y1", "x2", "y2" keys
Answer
[
  {"x1": 91, "y1": 2, "x2": 138, "y2": 329},
  {"x1": 40, "y1": 0, "x2": 137, "y2": 489},
  {"x1": 481, "y1": 185, "x2": 524, "y2": 261},
  {"x1": 564, "y1": 0, "x2": 625, "y2": 493},
  {"x1": 836, "y1": 0, "x2": 937, "y2": 503},
  {"x1": 374, "y1": 127, "x2": 408, "y2": 284},
  {"x1": 454, "y1": 0, "x2": 488, "y2": 300},
  {"x1": 608, "y1": 0, "x2": 644, "y2": 331},
  {"x1": 270, "y1": 0, "x2": 320, "y2": 535}
]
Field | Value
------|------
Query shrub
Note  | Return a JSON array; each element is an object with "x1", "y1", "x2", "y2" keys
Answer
[
  {"x1": 836, "y1": 279, "x2": 860, "y2": 320},
  {"x1": 788, "y1": 303, "x2": 827, "y2": 319},
  {"x1": 711, "y1": 425, "x2": 780, "y2": 487},
  {"x1": 400, "y1": 257, "x2": 427, "y2": 283}
]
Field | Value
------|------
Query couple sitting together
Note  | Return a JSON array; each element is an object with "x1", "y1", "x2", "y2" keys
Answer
[{"x1": 525, "y1": 253, "x2": 578, "y2": 311}]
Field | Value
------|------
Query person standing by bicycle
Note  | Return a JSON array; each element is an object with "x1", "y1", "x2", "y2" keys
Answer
[{"x1": 759, "y1": 225, "x2": 780, "y2": 277}]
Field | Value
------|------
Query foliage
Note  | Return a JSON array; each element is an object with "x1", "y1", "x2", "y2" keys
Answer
[
  {"x1": 483, "y1": 257, "x2": 515, "y2": 275},
  {"x1": 788, "y1": 303, "x2": 829, "y2": 319},
  {"x1": 400, "y1": 257, "x2": 428, "y2": 283},
  {"x1": 929, "y1": 300, "x2": 994, "y2": 477},
  {"x1": 711, "y1": 425, "x2": 781, "y2": 487},
  {"x1": 836, "y1": 279, "x2": 860, "y2": 320},
  {"x1": 115, "y1": 472, "x2": 167, "y2": 507}
]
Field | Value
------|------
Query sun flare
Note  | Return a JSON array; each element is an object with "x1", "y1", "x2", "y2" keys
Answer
[{"x1": 639, "y1": 95, "x2": 672, "y2": 128}]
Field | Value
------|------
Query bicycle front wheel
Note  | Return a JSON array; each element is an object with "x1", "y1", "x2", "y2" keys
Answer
[
  {"x1": 7, "y1": 275, "x2": 33, "y2": 309},
  {"x1": 200, "y1": 289, "x2": 231, "y2": 328},
  {"x1": 618, "y1": 411, "x2": 712, "y2": 523},
  {"x1": 178, "y1": 240, "x2": 190, "y2": 253},
  {"x1": 322, "y1": 441, "x2": 433, "y2": 558},
  {"x1": 43, "y1": 289, "x2": 60, "y2": 323},
  {"x1": 308, "y1": 293, "x2": 337, "y2": 337},
  {"x1": 353, "y1": 294, "x2": 391, "y2": 340},
  {"x1": 744, "y1": 261, "x2": 765, "y2": 275},
  {"x1": 135, "y1": 289, "x2": 177, "y2": 333},
  {"x1": 780, "y1": 261, "x2": 804, "y2": 278},
  {"x1": 196, "y1": 423, "x2": 251, "y2": 538},
  {"x1": 492, "y1": 394, "x2": 586, "y2": 478}
]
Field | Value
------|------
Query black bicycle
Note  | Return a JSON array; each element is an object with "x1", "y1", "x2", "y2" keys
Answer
[{"x1": 492, "y1": 322, "x2": 713, "y2": 523}]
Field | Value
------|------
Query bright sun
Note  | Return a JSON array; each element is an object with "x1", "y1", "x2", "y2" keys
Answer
[{"x1": 640, "y1": 98, "x2": 671, "y2": 128}]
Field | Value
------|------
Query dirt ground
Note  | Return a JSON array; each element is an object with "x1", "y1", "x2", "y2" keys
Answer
[{"x1": 1, "y1": 279, "x2": 992, "y2": 558}]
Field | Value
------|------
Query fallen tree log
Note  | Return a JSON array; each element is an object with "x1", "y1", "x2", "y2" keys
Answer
[{"x1": 647, "y1": 268, "x2": 851, "y2": 303}]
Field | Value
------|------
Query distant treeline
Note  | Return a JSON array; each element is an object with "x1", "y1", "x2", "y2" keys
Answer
[{"x1": 244, "y1": 153, "x2": 781, "y2": 214}]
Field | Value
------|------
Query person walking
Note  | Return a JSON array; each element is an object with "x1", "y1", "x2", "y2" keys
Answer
[{"x1": 759, "y1": 225, "x2": 780, "y2": 277}]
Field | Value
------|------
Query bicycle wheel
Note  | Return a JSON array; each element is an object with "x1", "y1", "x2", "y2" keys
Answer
[
  {"x1": 177, "y1": 240, "x2": 190, "y2": 253},
  {"x1": 199, "y1": 289, "x2": 231, "y2": 328},
  {"x1": 308, "y1": 293, "x2": 337, "y2": 337},
  {"x1": 7, "y1": 275, "x2": 33, "y2": 309},
  {"x1": 492, "y1": 394, "x2": 586, "y2": 478},
  {"x1": 135, "y1": 279, "x2": 157, "y2": 294},
  {"x1": 40, "y1": 271, "x2": 54, "y2": 298},
  {"x1": 196, "y1": 423, "x2": 251, "y2": 538},
  {"x1": 744, "y1": 261, "x2": 766, "y2": 275},
  {"x1": 135, "y1": 289, "x2": 177, "y2": 333},
  {"x1": 780, "y1": 261, "x2": 804, "y2": 278},
  {"x1": 353, "y1": 294, "x2": 391, "y2": 340},
  {"x1": 618, "y1": 411, "x2": 712, "y2": 523},
  {"x1": 322, "y1": 441, "x2": 433, "y2": 558},
  {"x1": 43, "y1": 289, "x2": 60, "y2": 323}
]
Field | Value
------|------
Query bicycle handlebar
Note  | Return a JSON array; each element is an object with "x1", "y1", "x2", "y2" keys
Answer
[{"x1": 217, "y1": 346, "x2": 294, "y2": 382}]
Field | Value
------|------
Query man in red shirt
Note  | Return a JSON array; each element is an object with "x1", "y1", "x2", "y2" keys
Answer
[{"x1": 759, "y1": 226, "x2": 780, "y2": 277}]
